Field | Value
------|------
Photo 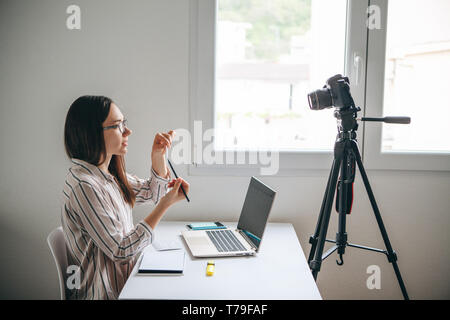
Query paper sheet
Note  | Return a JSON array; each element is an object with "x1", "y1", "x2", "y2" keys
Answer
[{"x1": 152, "y1": 239, "x2": 183, "y2": 251}]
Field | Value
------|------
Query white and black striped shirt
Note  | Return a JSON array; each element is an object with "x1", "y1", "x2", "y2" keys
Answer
[{"x1": 61, "y1": 158, "x2": 170, "y2": 299}]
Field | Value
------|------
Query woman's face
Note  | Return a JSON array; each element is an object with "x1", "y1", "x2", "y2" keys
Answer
[{"x1": 102, "y1": 103, "x2": 132, "y2": 157}]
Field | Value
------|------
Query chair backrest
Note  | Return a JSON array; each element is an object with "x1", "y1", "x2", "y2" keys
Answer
[{"x1": 47, "y1": 227, "x2": 69, "y2": 300}]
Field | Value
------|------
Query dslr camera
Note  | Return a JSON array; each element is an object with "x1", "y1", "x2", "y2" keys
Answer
[{"x1": 307, "y1": 74, "x2": 355, "y2": 110}]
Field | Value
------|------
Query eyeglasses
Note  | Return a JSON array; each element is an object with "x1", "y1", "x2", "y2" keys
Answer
[{"x1": 103, "y1": 119, "x2": 128, "y2": 134}]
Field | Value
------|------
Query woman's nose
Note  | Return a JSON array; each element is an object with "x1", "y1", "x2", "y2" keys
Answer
[{"x1": 123, "y1": 127, "x2": 132, "y2": 136}]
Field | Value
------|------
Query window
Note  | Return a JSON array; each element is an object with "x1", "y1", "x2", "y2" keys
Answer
[
  {"x1": 189, "y1": 0, "x2": 371, "y2": 175},
  {"x1": 364, "y1": 0, "x2": 450, "y2": 170}
]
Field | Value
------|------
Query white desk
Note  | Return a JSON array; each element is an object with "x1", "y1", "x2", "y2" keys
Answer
[{"x1": 119, "y1": 221, "x2": 322, "y2": 300}]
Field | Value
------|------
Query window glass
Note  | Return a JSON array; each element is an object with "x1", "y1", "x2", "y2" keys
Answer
[
  {"x1": 382, "y1": 0, "x2": 450, "y2": 153},
  {"x1": 215, "y1": 0, "x2": 347, "y2": 151}
]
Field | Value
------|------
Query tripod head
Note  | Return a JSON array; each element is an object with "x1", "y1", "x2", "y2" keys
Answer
[
  {"x1": 334, "y1": 106, "x2": 412, "y2": 137},
  {"x1": 334, "y1": 105, "x2": 360, "y2": 135}
]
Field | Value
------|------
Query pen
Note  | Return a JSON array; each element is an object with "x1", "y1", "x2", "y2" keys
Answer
[{"x1": 167, "y1": 158, "x2": 190, "y2": 202}]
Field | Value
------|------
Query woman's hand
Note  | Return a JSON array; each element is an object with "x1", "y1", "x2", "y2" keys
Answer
[
  {"x1": 160, "y1": 178, "x2": 190, "y2": 207},
  {"x1": 151, "y1": 130, "x2": 175, "y2": 178},
  {"x1": 145, "y1": 177, "x2": 190, "y2": 229}
]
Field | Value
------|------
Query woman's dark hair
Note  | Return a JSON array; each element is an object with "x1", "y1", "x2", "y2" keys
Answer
[{"x1": 64, "y1": 95, "x2": 136, "y2": 207}]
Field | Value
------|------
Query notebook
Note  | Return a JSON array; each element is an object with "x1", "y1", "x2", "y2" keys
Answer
[{"x1": 138, "y1": 247, "x2": 185, "y2": 274}]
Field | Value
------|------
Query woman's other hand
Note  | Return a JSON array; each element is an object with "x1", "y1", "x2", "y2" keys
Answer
[{"x1": 151, "y1": 130, "x2": 175, "y2": 178}]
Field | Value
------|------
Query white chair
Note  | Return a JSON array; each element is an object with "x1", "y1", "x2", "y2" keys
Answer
[{"x1": 47, "y1": 227, "x2": 69, "y2": 300}]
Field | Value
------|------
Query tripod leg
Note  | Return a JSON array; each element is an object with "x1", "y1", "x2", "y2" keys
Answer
[
  {"x1": 310, "y1": 156, "x2": 342, "y2": 280},
  {"x1": 335, "y1": 146, "x2": 351, "y2": 265},
  {"x1": 308, "y1": 162, "x2": 335, "y2": 264},
  {"x1": 350, "y1": 141, "x2": 409, "y2": 300}
]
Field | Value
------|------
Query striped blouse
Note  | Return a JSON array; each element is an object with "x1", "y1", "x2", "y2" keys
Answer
[{"x1": 61, "y1": 158, "x2": 170, "y2": 300}]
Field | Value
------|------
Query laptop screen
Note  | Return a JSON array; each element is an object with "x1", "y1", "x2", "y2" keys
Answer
[{"x1": 237, "y1": 177, "x2": 276, "y2": 250}]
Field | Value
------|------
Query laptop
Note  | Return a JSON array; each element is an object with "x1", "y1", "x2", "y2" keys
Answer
[{"x1": 181, "y1": 177, "x2": 276, "y2": 257}]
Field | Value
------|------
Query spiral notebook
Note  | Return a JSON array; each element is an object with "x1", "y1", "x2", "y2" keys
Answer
[{"x1": 138, "y1": 247, "x2": 185, "y2": 274}]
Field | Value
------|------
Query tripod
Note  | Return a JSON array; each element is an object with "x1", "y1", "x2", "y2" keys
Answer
[{"x1": 307, "y1": 106, "x2": 410, "y2": 300}]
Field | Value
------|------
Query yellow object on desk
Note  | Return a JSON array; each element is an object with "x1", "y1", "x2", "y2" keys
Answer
[{"x1": 206, "y1": 260, "x2": 215, "y2": 276}]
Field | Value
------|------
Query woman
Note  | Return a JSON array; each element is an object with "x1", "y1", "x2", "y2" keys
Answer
[{"x1": 61, "y1": 95, "x2": 189, "y2": 299}]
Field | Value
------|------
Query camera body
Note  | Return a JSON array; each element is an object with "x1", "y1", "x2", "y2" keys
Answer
[{"x1": 308, "y1": 74, "x2": 355, "y2": 110}]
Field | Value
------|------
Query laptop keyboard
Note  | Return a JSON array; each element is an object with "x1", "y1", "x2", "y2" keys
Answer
[{"x1": 206, "y1": 230, "x2": 247, "y2": 252}]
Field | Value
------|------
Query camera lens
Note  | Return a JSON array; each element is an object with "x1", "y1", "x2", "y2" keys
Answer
[{"x1": 308, "y1": 88, "x2": 333, "y2": 110}]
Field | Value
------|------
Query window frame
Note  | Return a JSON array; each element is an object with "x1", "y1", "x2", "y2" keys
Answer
[
  {"x1": 363, "y1": 0, "x2": 450, "y2": 171},
  {"x1": 188, "y1": 0, "x2": 370, "y2": 176}
]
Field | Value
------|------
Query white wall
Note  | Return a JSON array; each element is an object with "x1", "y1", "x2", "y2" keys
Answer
[{"x1": 0, "y1": 0, "x2": 449, "y2": 299}]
